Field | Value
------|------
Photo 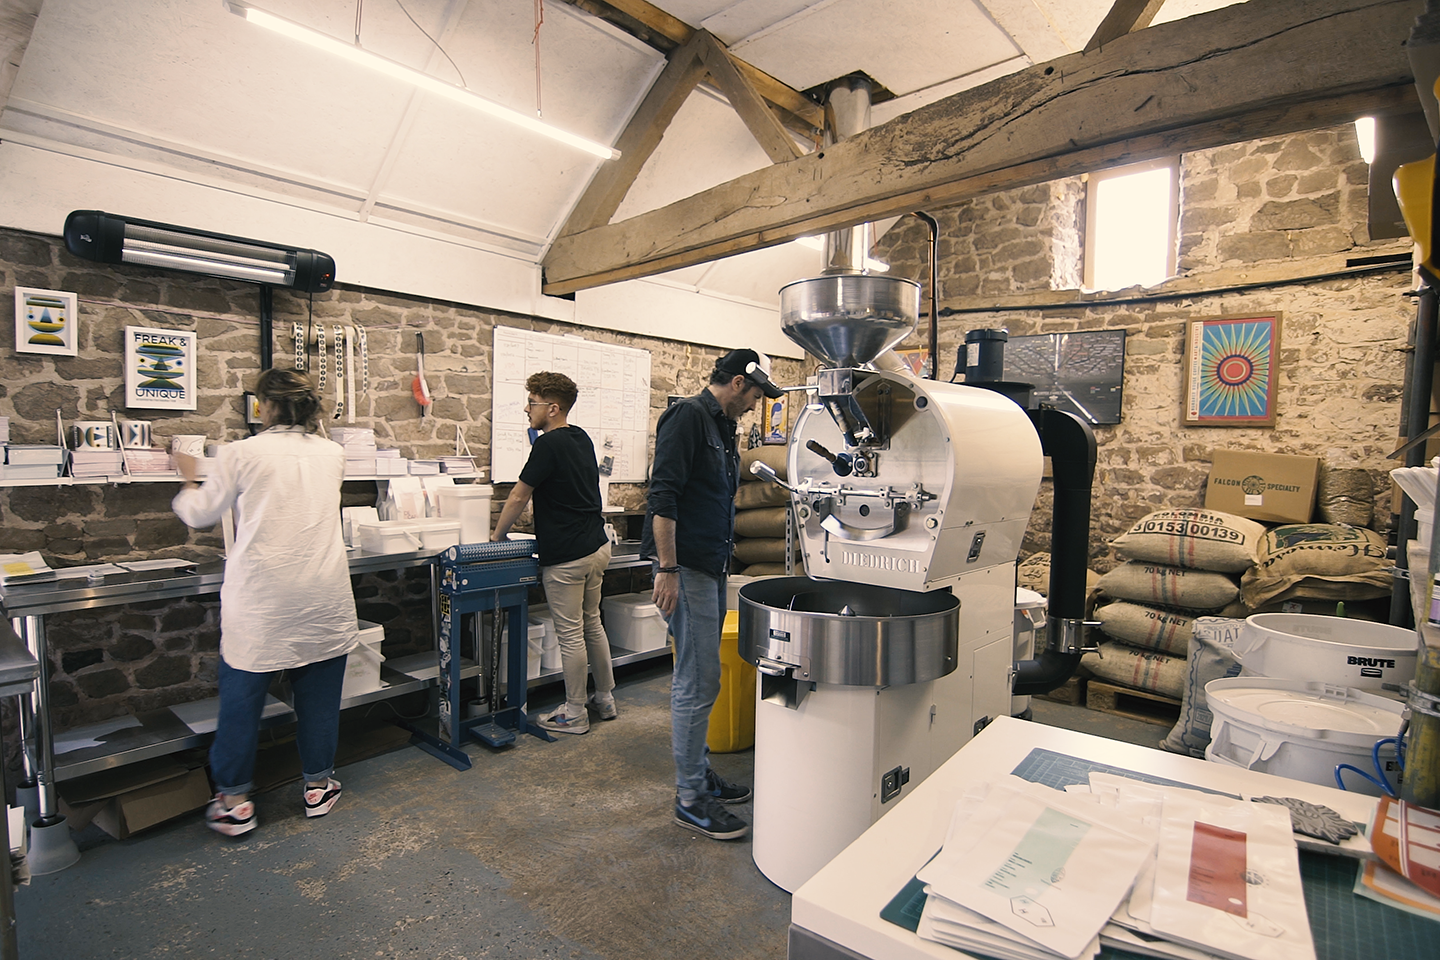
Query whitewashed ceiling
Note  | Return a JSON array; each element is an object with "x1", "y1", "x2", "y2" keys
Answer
[{"x1": 0, "y1": 0, "x2": 1242, "y2": 356}]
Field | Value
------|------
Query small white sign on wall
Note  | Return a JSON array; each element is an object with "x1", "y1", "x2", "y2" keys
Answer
[
  {"x1": 14, "y1": 287, "x2": 78, "y2": 356},
  {"x1": 124, "y1": 325, "x2": 198, "y2": 410}
]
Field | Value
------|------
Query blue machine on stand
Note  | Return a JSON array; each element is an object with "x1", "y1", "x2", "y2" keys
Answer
[{"x1": 406, "y1": 540, "x2": 552, "y2": 770}]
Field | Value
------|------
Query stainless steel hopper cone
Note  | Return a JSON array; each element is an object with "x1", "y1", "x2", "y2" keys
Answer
[{"x1": 779, "y1": 274, "x2": 920, "y2": 368}]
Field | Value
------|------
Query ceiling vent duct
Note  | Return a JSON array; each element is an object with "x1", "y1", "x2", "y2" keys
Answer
[
  {"x1": 63, "y1": 210, "x2": 336, "y2": 292},
  {"x1": 780, "y1": 77, "x2": 919, "y2": 369}
]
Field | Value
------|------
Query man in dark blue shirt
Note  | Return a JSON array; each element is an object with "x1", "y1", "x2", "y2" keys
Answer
[
  {"x1": 642, "y1": 348, "x2": 782, "y2": 840},
  {"x1": 492, "y1": 372, "x2": 615, "y2": 735}
]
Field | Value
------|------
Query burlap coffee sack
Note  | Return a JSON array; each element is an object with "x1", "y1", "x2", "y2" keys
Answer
[
  {"x1": 734, "y1": 506, "x2": 788, "y2": 538},
  {"x1": 1081, "y1": 641, "x2": 1186, "y2": 700},
  {"x1": 1111, "y1": 508, "x2": 1265, "y2": 573},
  {"x1": 736, "y1": 481, "x2": 790, "y2": 510},
  {"x1": 1094, "y1": 601, "x2": 1195, "y2": 657},
  {"x1": 740, "y1": 445, "x2": 787, "y2": 482},
  {"x1": 1097, "y1": 561, "x2": 1239, "y2": 611}
]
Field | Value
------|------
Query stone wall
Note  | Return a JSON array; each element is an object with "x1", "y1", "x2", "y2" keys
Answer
[
  {"x1": 873, "y1": 123, "x2": 1412, "y2": 570},
  {"x1": 0, "y1": 232, "x2": 803, "y2": 730}
]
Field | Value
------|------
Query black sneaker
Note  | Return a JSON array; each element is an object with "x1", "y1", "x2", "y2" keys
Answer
[
  {"x1": 705, "y1": 767, "x2": 752, "y2": 804},
  {"x1": 674, "y1": 795, "x2": 750, "y2": 840}
]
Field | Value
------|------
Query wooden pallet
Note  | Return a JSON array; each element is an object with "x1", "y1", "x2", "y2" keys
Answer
[
  {"x1": 1085, "y1": 680, "x2": 1181, "y2": 727},
  {"x1": 1034, "y1": 676, "x2": 1086, "y2": 706}
]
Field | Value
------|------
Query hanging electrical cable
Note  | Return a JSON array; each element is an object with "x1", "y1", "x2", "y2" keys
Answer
[{"x1": 533, "y1": 0, "x2": 545, "y2": 117}]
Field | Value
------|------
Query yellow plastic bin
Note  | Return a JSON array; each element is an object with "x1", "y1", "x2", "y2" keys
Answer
[{"x1": 707, "y1": 610, "x2": 757, "y2": 753}]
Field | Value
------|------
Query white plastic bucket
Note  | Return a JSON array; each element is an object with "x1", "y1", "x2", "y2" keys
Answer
[
  {"x1": 1012, "y1": 587, "x2": 1047, "y2": 716},
  {"x1": 437, "y1": 484, "x2": 493, "y2": 545},
  {"x1": 1234, "y1": 613, "x2": 1417, "y2": 693},
  {"x1": 1203, "y1": 677, "x2": 1404, "y2": 796}
]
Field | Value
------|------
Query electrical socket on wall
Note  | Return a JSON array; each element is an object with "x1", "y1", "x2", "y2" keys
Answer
[{"x1": 244, "y1": 392, "x2": 262, "y2": 424}]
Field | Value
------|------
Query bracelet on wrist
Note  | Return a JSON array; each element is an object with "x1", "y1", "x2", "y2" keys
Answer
[{"x1": 656, "y1": 565, "x2": 680, "y2": 574}]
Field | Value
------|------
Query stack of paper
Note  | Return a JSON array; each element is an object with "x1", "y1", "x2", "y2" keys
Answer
[
  {"x1": 914, "y1": 774, "x2": 1315, "y2": 960},
  {"x1": 407, "y1": 459, "x2": 441, "y2": 475},
  {"x1": 0, "y1": 416, "x2": 9, "y2": 443},
  {"x1": 0, "y1": 551, "x2": 56, "y2": 585},
  {"x1": 438, "y1": 455, "x2": 477, "y2": 475},
  {"x1": 69, "y1": 447, "x2": 124, "y2": 478},
  {"x1": 3, "y1": 444, "x2": 65, "y2": 480},
  {"x1": 332, "y1": 427, "x2": 378, "y2": 476},
  {"x1": 123, "y1": 448, "x2": 176, "y2": 475},
  {"x1": 374, "y1": 454, "x2": 409, "y2": 476}
]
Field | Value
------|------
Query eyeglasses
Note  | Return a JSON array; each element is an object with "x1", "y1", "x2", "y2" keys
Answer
[{"x1": 523, "y1": 400, "x2": 554, "y2": 409}]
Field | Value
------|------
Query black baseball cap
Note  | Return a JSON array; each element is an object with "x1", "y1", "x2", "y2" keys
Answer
[{"x1": 714, "y1": 348, "x2": 783, "y2": 398}]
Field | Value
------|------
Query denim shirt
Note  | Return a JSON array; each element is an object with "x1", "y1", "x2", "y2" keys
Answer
[{"x1": 641, "y1": 389, "x2": 740, "y2": 577}]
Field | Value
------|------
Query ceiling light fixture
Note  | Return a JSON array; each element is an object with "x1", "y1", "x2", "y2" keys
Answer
[
  {"x1": 223, "y1": 1, "x2": 620, "y2": 161},
  {"x1": 64, "y1": 210, "x2": 336, "y2": 291}
]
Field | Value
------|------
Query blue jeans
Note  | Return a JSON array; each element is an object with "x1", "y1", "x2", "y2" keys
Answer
[
  {"x1": 662, "y1": 566, "x2": 725, "y2": 803},
  {"x1": 210, "y1": 654, "x2": 348, "y2": 796}
]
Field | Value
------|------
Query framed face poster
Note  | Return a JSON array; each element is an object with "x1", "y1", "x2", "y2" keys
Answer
[
  {"x1": 1181, "y1": 314, "x2": 1280, "y2": 427},
  {"x1": 762, "y1": 393, "x2": 788, "y2": 444},
  {"x1": 15, "y1": 287, "x2": 78, "y2": 356},
  {"x1": 124, "y1": 326, "x2": 198, "y2": 410}
]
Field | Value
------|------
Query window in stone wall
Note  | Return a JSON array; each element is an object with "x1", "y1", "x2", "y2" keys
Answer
[{"x1": 1083, "y1": 157, "x2": 1179, "y2": 292}]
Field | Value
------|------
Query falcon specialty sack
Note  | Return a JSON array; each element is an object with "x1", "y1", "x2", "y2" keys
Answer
[{"x1": 1110, "y1": 508, "x2": 1266, "y2": 574}]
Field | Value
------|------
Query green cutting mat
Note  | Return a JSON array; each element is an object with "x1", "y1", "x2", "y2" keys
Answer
[{"x1": 879, "y1": 748, "x2": 1435, "y2": 959}]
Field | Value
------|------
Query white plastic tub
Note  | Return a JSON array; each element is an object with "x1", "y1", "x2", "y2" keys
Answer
[
  {"x1": 357, "y1": 520, "x2": 422, "y2": 554},
  {"x1": 409, "y1": 518, "x2": 462, "y2": 552},
  {"x1": 602, "y1": 593, "x2": 669, "y2": 652},
  {"x1": 341, "y1": 621, "x2": 387, "y2": 698},
  {"x1": 1234, "y1": 613, "x2": 1418, "y2": 693},
  {"x1": 437, "y1": 484, "x2": 494, "y2": 545},
  {"x1": 1204, "y1": 677, "x2": 1404, "y2": 796}
]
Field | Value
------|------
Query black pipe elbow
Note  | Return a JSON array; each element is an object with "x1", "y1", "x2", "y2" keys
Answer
[{"x1": 1013, "y1": 650, "x2": 1084, "y2": 696}]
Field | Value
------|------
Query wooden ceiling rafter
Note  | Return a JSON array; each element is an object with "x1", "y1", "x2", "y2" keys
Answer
[
  {"x1": 541, "y1": 0, "x2": 1420, "y2": 296},
  {"x1": 1085, "y1": 0, "x2": 1169, "y2": 52}
]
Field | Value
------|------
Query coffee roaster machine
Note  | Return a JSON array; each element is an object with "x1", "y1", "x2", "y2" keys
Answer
[{"x1": 739, "y1": 274, "x2": 1098, "y2": 893}]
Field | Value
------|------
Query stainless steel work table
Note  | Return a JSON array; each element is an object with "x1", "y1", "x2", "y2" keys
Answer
[
  {"x1": 0, "y1": 618, "x2": 39, "y2": 959},
  {"x1": 0, "y1": 540, "x2": 658, "y2": 851}
]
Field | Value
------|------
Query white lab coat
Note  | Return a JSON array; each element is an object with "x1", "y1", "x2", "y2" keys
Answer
[{"x1": 172, "y1": 426, "x2": 359, "y2": 672}]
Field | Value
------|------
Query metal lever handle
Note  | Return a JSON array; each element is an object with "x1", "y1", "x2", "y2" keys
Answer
[
  {"x1": 805, "y1": 439, "x2": 853, "y2": 477},
  {"x1": 749, "y1": 461, "x2": 801, "y2": 493},
  {"x1": 754, "y1": 657, "x2": 790, "y2": 677}
]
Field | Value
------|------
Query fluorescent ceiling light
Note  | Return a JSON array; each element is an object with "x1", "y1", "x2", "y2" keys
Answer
[
  {"x1": 793, "y1": 236, "x2": 890, "y2": 273},
  {"x1": 1354, "y1": 117, "x2": 1376, "y2": 165},
  {"x1": 224, "y1": 1, "x2": 620, "y2": 161}
]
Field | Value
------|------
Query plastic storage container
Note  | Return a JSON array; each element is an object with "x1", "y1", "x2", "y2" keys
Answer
[
  {"x1": 1012, "y1": 587, "x2": 1047, "y2": 717},
  {"x1": 437, "y1": 484, "x2": 494, "y2": 544},
  {"x1": 1234, "y1": 613, "x2": 1418, "y2": 693},
  {"x1": 490, "y1": 618, "x2": 545, "y2": 681},
  {"x1": 707, "y1": 610, "x2": 756, "y2": 753},
  {"x1": 356, "y1": 520, "x2": 422, "y2": 554},
  {"x1": 528, "y1": 603, "x2": 561, "y2": 671},
  {"x1": 1204, "y1": 677, "x2": 1404, "y2": 796},
  {"x1": 602, "y1": 593, "x2": 670, "y2": 652},
  {"x1": 409, "y1": 518, "x2": 462, "y2": 553},
  {"x1": 341, "y1": 620, "x2": 387, "y2": 697}
]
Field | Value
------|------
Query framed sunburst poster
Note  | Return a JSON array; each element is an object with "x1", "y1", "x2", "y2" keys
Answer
[
  {"x1": 1181, "y1": 314, "x2": 1280, "y2": 427},
  {"x1": 124, "y1": 325, "x2": 197, "y2": 410},
  {"x1": 15, "y1": 287, "x2": 78, "y2": 356}
]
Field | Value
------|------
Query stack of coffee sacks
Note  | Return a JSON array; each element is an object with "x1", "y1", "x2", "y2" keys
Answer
[
  {"x1": 1084, "y1": 508, "x2": 1266, "y2": 705},
  {"x1": 733, "y1": 445, "x2": 796, "y2": 578},
  {"x1": 1241, "y1": 522, "x2": 1391, "y2": 613}
]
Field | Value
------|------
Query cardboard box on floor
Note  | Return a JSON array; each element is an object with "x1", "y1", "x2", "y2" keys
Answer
[
  {"x1": 58, "y1": 756, "x2": 211, "y2": 839},
  {"x1": 1205, "y1": 449, "x2": 1320, "y2": 524}
]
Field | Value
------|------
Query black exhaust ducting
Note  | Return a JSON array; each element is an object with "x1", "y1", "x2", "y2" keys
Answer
[{"x1": 1012, "y1": 407, "x2": 1097, "y2": 695}]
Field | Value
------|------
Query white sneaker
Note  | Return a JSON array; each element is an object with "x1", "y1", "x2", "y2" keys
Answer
[
  {"x1": 303, "y1": 778, "x2": 342, "y2": 818},
  {"x1": 587, "y1": 694, "x2": 618, "y2": 721},
  {"x1": 206, "y1": 794, "x2": 257, "y2": 836},
  {"x1": 538, "y1": 705, "x2": 590, "y2": 734}
]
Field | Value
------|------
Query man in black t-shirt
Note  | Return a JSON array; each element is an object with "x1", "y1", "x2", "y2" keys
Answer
[{"x1": 491, "y1": 371, "x2": 616, "y2": 734}]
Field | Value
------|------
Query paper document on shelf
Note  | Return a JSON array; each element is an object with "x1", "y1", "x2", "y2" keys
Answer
[
  {"x1": 0, "y1": 551, "x2": 55, "y2": 584},
  {"x1": 116, "y1": 558, "x2": 199, "y2": 572},
  {"x1": 1150, "y1": 792, "x2": 1314, "y2": 960},
  {"x1": 51, "y1": 562, "x2": 128, "y2": 579},
  {"x1": 52, "y1": 715, "x2": 143, "y2": 753}
]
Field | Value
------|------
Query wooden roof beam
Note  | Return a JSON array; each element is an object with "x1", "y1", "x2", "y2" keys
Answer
[
  {"x1": 542, "y1": 0, "x2": 1419, "y2": 296},
  {"x1": 1085, "y1": 0, "x2": 1168, "y2": 52}
]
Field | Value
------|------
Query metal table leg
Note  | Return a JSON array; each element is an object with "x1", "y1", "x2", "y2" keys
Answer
[{"x1": 12, "y1": 615, "x2": 78, "y2": 874}]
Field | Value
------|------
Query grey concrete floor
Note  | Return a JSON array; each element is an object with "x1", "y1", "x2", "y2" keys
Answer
[{"x1": 14, "y1": 671, "x2": 1166, "y2": 960}]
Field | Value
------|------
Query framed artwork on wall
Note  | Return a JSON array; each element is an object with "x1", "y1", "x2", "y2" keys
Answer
[
  {"x1": 14, "y1": 287, "x2": 78, "y2": 356},
  {"x1": 1181, "y1": 314, "x2": 1281, "y2": 427},
  {"x1": 762, "y1": 392, "x2": 789, "y2": 444},
  {"x1": 124, "y1": 326, "x2": 198, "y2": 410}
]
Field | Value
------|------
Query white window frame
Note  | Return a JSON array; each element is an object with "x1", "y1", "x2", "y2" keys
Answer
[{"x1": 1082, "y1": 157, "x2": 1180, "y2": 292}]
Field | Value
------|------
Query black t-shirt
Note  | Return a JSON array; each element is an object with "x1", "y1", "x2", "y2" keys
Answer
[{"x1": 518, "y1": 425, "x2": 607, "y2": 567}]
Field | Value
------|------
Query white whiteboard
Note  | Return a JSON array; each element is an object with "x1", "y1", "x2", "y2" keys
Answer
[{"x1": 491, "y1": 327, "x2": 652, "y2": 483}]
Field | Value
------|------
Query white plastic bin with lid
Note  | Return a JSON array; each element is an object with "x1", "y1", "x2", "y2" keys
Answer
[
  {"x1": 409, "y1": 518, "x2": 462, "y2": 553},
  {"x1": 1203, "y1": 677, "x2": 1404, "y2": 796},
  {"x1": 1012, "y1": 587, "x2": 1047, "y2": 717},
  {"x1": 437, "y1": 484, "x2": 494, "y2": 544},
  {"x1": 528, "y1": 603, "x2": 561, "y2": 671},
  {"x1": 356, "y1": 520, "x2": 422, "y2": 554},
  {"x1": 1233, "y1": 613, "x2": 1418, "y2": 694},
  {"x1": 342, "y1": 620, "x2": 387, "y2": 697},
  {"x1": 602, "y1": 593, "x2": 669, "y2": 652},
  {"x1": 486, "y1": 618, "x2": 545, "y2": 681}
]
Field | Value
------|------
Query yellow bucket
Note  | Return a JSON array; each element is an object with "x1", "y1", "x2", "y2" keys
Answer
[{"x1": 707, "y1": 611, "x2": 757, "y2": 753}]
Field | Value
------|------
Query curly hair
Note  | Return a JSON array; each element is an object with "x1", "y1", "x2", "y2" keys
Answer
[
  {"x1": 255, "y1": 367, "x2": 322, "y2": 432},
  {"x1": 525, "y1": 371, "x2": 579, "y2": 413}
]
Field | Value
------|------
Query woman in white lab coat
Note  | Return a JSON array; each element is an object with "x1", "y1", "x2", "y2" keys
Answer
[{"x1": 172, "y1": 367, "x2": 359, "y2": 837}]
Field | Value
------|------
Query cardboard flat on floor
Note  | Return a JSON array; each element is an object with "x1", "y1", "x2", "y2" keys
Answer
[
  {"x1": 59, "y1": 759, "x2": 211, "y2": 839},
  {"x1": 1205, "y1": 450, "x2": 1320, "y2": 524}
]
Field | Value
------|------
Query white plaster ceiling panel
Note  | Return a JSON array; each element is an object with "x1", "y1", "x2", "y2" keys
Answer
[
  {"x1": 718, "y1": 0, "x2": 1021, "y2": 97},
  {"x1": 613, "y1": 86, "x2": 780, "y2": 221},
  {"x1": 6, "y1": 0, "x2": 411, "y2": 191}
]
